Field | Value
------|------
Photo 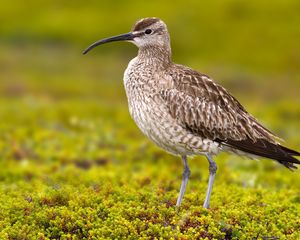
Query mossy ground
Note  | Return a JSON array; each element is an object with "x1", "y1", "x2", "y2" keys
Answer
[
  {"x1": 1, "y1": 1, "x2": 300, "y2": 239},
  {"x1": 0, "y1": 96, "x2": 299, "y2": 239}
]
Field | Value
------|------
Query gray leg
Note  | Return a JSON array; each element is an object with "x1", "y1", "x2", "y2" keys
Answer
[
  {"x1": 176, "y1": 155, "x2": 190, "y2": 206},
  {"x1": 203, "y1": 154, "x2": 217, "y2": 209}
]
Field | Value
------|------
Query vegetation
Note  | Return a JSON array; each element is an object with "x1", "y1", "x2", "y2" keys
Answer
[{"x1": 0, "y1": 0, "x2": 300, "y2": 239}]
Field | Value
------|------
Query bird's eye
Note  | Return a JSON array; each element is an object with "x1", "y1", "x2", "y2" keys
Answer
[{"x1": 145, "y1": 29, "x2": 152, "y2": 34}]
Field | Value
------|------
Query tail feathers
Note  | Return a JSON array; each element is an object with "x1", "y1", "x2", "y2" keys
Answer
[{"x1": 220, "y1": 138, "x2": 300, "y2": 170}]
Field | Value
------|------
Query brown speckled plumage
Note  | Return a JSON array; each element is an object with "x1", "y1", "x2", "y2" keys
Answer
[{"x1": 84, "y1": 17, "x2": 300, "y2": 208}]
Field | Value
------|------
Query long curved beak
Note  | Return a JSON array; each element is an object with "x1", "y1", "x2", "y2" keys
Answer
[{"x1": 83, "y1": 32, "x2": 135, "y2": 55}]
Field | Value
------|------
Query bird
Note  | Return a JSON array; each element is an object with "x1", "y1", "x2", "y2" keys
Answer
[{"x1": 83, "y1": 17, "x2": 300, "y2": 208}]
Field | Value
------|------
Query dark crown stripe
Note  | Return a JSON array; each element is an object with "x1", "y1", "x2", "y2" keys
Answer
[{"x1": 133, "y1": 18, "x2": 160, "y2": 31}]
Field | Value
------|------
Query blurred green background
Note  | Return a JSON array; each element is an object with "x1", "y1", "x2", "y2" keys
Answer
[
  {"x1": 0, "y1": 0, "x2": 300, "y2": 239},
  {"x1": 1, "y1": 0, "x2": 300, "y2": 102}
]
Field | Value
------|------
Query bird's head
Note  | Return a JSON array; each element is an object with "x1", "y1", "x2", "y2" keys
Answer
[{"x1": 83, "y1": 17, "x2": 170, "y2": 54}]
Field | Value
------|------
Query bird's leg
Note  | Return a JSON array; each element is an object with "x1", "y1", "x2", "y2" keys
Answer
[
  {"x1": 203, "y1": 154, "x2": 217, "y2": 209},
  {"x1": 176, "y1": 155, "x2": 190, "y2": 207}
]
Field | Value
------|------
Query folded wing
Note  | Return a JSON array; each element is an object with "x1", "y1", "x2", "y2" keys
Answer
[{"x1": 161, "y1": 64, "x2": 300, "y2": 169}]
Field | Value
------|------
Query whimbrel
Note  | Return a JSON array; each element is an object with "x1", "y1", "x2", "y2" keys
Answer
[{"x1": 84, "y1": 17, "x2": 300, "y2": 208}]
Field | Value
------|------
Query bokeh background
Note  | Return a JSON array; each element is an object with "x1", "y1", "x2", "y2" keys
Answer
[{"x1": 0, "y1": 0, "x2": 300, "y2": 238}]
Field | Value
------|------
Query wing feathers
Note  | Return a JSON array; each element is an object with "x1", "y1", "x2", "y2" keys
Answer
[{"x1": 161, "y1": 64, "x2": 299, "y2": 169}]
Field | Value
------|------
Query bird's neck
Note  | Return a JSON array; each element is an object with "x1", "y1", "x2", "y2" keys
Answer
[{"x1": 137, "y1": 44, "x2": 172, "y2": 67}]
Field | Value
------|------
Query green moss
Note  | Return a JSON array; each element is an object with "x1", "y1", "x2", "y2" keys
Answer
[
  {"x1": 0, "y1": 98, "x2": 299, "y2": 239},
  {"x1": 0, "y1": 99, "x2": 299, "y2": 240}
]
